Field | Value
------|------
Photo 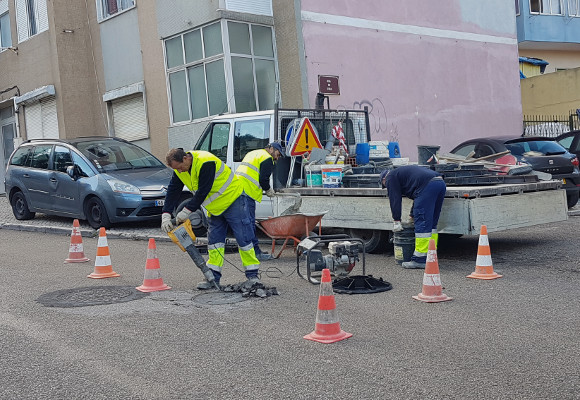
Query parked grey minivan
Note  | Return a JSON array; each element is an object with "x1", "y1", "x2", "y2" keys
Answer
[{"x1": 4, "y1": 137, "x2": 172, "y2": 229}]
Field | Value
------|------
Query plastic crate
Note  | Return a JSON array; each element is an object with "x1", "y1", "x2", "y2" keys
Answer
[{"x1": 342, "y1": 174, "x2": 382, "y2": 188}]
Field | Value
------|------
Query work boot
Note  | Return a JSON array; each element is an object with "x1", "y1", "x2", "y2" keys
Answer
[
  {"x1": 256, "y1": 252, "x2": 274, "y2": 261},
  {"x1": 402, "y1": 260, "x2": 426, "y2": 269},
  {"x1": 197, "y1": 280, "x2": 220, "y2": 290},
  {"x1": 240, "y1": 276, "x2": 261, "y2": 290}
]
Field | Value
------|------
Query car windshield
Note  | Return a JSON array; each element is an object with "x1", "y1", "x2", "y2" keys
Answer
[
  {"x1": 504, "y1": 140, "x2": 566, "y2": 157},
  {"x1": 74, "y1": 140, "x2": 164, "y2": 171}
]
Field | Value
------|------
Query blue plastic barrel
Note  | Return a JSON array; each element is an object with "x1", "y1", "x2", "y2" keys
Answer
[{"x1": 356, "y1": 143, "x2": 370, "y2": 165}]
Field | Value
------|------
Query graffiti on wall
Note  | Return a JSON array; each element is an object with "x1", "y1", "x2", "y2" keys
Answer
[{"x1": 340, "y1": 97, "x2": 393, "y2": 140}]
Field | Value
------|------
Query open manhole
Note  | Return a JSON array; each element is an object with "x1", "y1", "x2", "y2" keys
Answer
[
  {"x1": 36, "y1": 286, "x2": 149, "y2": 308},
  {"x1": 193, "y1": 292, "x2": 248, "y2": 305}
]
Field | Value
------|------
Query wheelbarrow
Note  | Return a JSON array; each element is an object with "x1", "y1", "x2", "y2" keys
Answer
[{"x1": 257, "y1": 211, "x2": 327, "y2": 259}]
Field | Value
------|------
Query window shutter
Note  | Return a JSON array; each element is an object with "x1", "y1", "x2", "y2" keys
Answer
[
  {"x1": 224, "y1": 0, "x2": 272, "y2": 16},
  {"x1": 15, "y1": 0, "x2": 29, "y2": 43},
  {"x1": 111, "y1": 95, "x2": 148, "y2": 142},
  {"x1": 0, "y1": 0, "x2": 8, "y2": 15},
  {"x1": 24, "y1": 102, "x2": 42, "y2": 139},
  {"x1": 40, "y1": 97, "x2": 59, "y2": 139},
  {"x1": 36, "y1": 0, "x2": 49, "y2": 33}
]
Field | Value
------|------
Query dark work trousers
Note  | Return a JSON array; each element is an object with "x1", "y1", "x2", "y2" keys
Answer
[{"x1": 411, "y1": 178, "x2": 446, "y2": 263}]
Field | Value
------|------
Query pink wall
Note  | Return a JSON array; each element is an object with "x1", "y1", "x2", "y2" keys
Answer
[{"x1": 299, "y1": 1, "x2": 523, "y2": 158}]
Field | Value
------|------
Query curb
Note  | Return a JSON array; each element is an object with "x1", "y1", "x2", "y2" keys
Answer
[{"x1": 568, "y1": 210, "x2": 580, "y2": 217}]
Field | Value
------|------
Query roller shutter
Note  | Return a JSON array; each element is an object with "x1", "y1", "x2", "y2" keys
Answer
[
  {"x1": 24, "y1": 97, "x2": 59, "y2": 140},
  {"x1": 111, "y1": 94, "x2": 148, "y2": 142}
]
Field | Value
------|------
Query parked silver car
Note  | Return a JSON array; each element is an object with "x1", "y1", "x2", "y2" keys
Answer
[{"x1": 4, "y1": 137, "x2": 172, "y2": 229}]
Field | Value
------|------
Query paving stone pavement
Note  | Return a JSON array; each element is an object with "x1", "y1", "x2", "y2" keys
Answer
[{"x1": 0, "y1": 194, "x2": 176, "y2": 242}]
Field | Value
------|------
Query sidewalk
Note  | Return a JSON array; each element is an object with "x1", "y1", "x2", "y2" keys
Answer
[{"x1": 0, "y1": 194, "x2": 173, "y2": 242}]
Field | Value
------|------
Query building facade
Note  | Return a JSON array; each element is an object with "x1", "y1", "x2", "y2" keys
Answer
[
  {"x1": 516, "y1": 0, "x2": 580, "y2": 73},
  {"x1": 0, "y1": 0, "x2": 524, "y2": 194}
]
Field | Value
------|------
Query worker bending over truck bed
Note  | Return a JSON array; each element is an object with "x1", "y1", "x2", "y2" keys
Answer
[{"x1": 380, "y1": 165, "x2": 446, "y2": 269}]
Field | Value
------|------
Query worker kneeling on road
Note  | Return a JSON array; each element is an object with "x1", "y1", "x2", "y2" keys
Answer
[
  {"x1": 380, "y1": 165, "x2": 446, "y2": 269},
  {"x1": 161, "y1": 149, "x2": 260, "y2": 289},
  {"x1": 235, "y1": 142, "x2": 284, "y2": 262}
]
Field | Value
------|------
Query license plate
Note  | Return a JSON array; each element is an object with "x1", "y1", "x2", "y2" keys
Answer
[
  {"x1": 155, "y1": 200, "x2": 165, "y2": 207},
  {"x1": 563, "y1": 178, "x2": 566, "y2": 184}
]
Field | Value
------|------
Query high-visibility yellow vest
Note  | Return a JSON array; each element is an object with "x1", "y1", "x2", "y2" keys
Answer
[
  {"x1": 174, "y1": 151, "x2": 242, "y2": 216},
  {"x1": 235, "y1": 149, "x2": 272, "y2": 203}
]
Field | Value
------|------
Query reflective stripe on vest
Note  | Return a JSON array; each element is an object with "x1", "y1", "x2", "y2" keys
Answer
[
  {"x1": 174, "y1": 151, "x2": 242, "y2": 216},
  {"x1": 235, "y1": 149, "x2": 272, "y2": 203}
]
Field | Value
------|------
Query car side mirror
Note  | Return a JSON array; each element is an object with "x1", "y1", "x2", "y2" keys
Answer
[{"x1": 66, "y1": 165, "x2": 79, "y2": 180}]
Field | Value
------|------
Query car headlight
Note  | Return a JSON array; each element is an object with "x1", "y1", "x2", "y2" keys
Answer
[{"x1": 106, "y1": 178, "x2": 141, "y2": 194}]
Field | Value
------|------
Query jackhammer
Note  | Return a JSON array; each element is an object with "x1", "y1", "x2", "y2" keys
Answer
[{"x1": 167, "y1": 218, "x2": 220, "y2": 290}]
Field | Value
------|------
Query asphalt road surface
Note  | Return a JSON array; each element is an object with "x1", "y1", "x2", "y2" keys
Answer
[{"x1": 1, "y1": 217, "x2": 579, "y2": 399}]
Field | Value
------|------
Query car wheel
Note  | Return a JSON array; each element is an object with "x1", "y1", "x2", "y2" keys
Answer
[
  {"x1": 11, "y1": 191, "x2": 35, "y2": 220},
  {"x1": 347, "y1": 228, "x2": 392, "y2": 254},
  {"x1": 85, "y1": 197, "x2": 112, "y2": 229},
  {"x1": 567, "y1": 191, "x2": 579, "y2": 209},
  {"x1": 176, "y1": 198, "x2": 208, "y2": 237}
]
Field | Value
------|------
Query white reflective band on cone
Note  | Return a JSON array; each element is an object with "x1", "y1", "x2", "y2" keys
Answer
[
  {"x1": 97, "y1": 236, "x2": 108, "y2": 247},
  {"x1": 95, "y1": 255, "x2": 111, "y2": 266},
  {"x1": 144, "y1": 269, "x2": 162, "y2": 280},
  {"x1": 476, "y1": 254, "x2": 493, "y2": 266},
  {"x1": 316, "y1": 309, "x2": 339, "y2": 324},
  {"x1": 422, "y1": 273, "x2": 441, "y2": 286},
  {"x1": 70, "y1": 244, "x2": 83, "y2": 252},
  {"x1": 479, "y1": 235, "x2": 489, "y2": 246}
]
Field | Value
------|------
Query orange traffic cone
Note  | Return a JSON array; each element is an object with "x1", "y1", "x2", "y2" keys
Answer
[
  {"x1": 136, "y1": 239, "x2": 171, "y2": 292},
  {"x1": 64, "y1": 219, "x2": 90, "y2": 263},
  {"x1": 412, "y1": 239, "x2": 452, "y2": 303},
  {"x1": 467, "y1": 225, "x2": 503, "y2": 280},
  {"x1": 304, "y1": 269, "x2": 352, "y2": 344},
  {"x1": 88, "y1": 228, "x2": 120, "y2": 279}
]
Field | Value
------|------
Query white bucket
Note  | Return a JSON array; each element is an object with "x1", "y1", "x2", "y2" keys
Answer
[
  {"x1": 325, "y1": 155, "x2": 345, "y2": 164},
  {"x1": 321, "y1": 165, "x2": 343, "y2": 188},
  {"x1": 305, "y1": 164, "x2": 323, "y2": 187}
]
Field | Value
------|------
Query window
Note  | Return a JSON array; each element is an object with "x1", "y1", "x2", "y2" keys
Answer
[
  {"x1": 30, "y1": 144, "x2": 51, "y2": 169},
  {"x1": 451, "y1": 144, "x2": 476, "y2": 157},
  {"x1": 9, "y1": 146, "x2": 31, "y2": 166},
  {"x1": 98, "y1": 0, "x2": 134, "y2": 20},
  {"x1": 0, "y1": 11, "x2": 11, "y2": 49},
  {"x1": 71, "y1": 151, "x2": 94, "y2": 177},
  {"x1": 569, "y1": 0, "x2": 580, "y2": 16},
  {"x1": 52, "y1": 146, "x2": 73, "y2": 173},
  {"x1": 196, "y1": 123, "x2": 230, "y2": 161},
  {"x1": 165, "y1": 20, "x2": 277, "y2": 124},
  {"x1": 530, "y1": 0, "x2": 563, "y2": 14},
  {"x1": 233, "y1": 119, "x2": 270, "y2": 161},
  {"x1": 15, "y1": 0, "x2": 48, "y2": 43},
  {"x1": 515, "y1": 0, "x2": 520, "y2": 14}
]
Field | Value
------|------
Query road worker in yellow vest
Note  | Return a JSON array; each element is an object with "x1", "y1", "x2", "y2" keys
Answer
[
  {"x1": 161, "y1": 149, "x2": 260, "y2": 289},
  {"x1": 235, "y1": 143, "x2": 284, "y2": 261}
]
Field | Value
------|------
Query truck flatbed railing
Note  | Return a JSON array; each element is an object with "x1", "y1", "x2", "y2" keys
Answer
[{"x1": 281, "y1": 179, "x2": 563, "y2": 199}]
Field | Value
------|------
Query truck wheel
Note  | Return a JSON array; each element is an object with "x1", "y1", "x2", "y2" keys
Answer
[{"x1": 346, "y1": 228, "x2": 391, "y2": 254}]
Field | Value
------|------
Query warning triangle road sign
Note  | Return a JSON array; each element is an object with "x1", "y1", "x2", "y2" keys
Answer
[{"x1": 289, "y1": 118, "x2": 323, "y2": 156}]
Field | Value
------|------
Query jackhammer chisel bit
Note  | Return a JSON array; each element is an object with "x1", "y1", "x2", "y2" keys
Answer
[
  {"x1": 185, "y1": 244, "x2": 221, "y2": 290},
  {"x1": 168, "y1": 219, "x2": 221, "y2": 290}
]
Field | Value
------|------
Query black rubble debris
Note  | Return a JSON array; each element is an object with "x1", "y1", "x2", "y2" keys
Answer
[{"x1": 221, "y1": 282, "x2": 280, "y2": 298}]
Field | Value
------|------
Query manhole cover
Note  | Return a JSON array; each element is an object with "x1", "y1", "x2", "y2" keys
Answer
[
  {"x1": 36, "y1": 286, "x2": 149, "y2": 308},
  {"x1": 193, "y1": 292, "x2": 248, "y2": 305}
]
